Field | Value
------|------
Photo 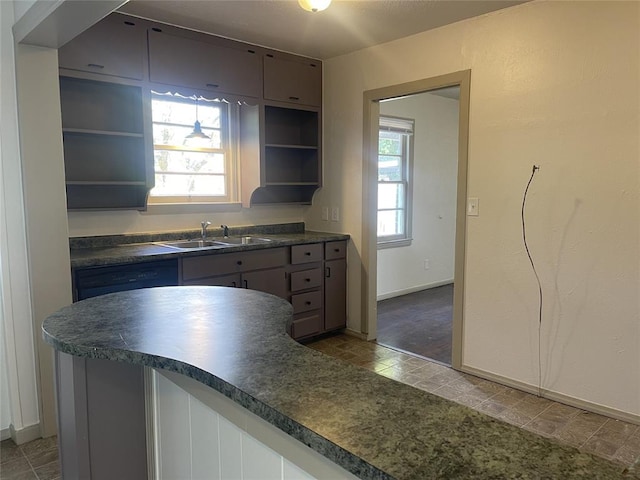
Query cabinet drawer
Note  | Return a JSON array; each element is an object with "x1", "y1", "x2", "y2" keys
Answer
[
  {"x1": 291, "y1": 291, "x2": 322, "y2": 314},
  {"x1": 290, "y1": 268, "x2": 322, "y2": 292},
  {"x1": 291, "y1": 243, "x2": 323, "y2": 264},
  {"x1": 325, "y1": 240, "x2": 346, "y2": 260},
  {"x1": 291, "y1": 313, "x2": 322, "y2": 339},
  {"x1": 182, "y1": 248, "x2": 287, "y2": 281}
]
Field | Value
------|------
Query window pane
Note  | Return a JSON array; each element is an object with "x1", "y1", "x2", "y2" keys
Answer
[
  {"x1": 378, "y1": 156, "x2": 402, "y2": 181},
  {"x1": 151, "y1": 98, "x2": 221, "y2": 128},
  {"x1": 378, "y1": 183, "x2": 405, "y2": 210},
  {"x1": 153, "y1": 125, "x2": 222, "y2": 149},
  {"x1": 151, "y1": 173, "x2": 225, "y2": 196},
  {"x1": 154, "y1": 151, "x2": 224, "y2": 174},
  {"x1": 378, "y1": 131, "x2": 402, "y2": 155},
  {"x1": 378, "y1": 210, "x2": 404, "y2": 237}
]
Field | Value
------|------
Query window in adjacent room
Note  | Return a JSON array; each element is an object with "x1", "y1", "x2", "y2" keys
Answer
[
  {"x1": 377, "y1": 115, "x2": 414, "y2": 248},
  {"x1": 149, "y1": 92, "x2": 237, "y2": 204}
]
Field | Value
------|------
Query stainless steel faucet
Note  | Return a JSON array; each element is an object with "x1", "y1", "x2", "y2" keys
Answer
[
  {"x1": 221, "y1": 224, "x2": 229, "y2": 238},
  {"x1": 201, "y1": 221, "x2": 212, "y2": 241}
]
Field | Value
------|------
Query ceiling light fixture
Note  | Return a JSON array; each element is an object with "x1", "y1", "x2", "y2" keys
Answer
[
  {"x1": 298, "y1": 0, "x2": 331, "y2": 13},
  {"x1": 184, "y1": 99, "x2": 210, "y2": 143}
]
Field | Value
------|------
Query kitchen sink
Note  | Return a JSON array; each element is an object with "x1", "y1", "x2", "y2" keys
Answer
[
  {"x1": 216, "y1": 236, "x2": 272, "y2": 245},
  {"x1": 157, "y1": 240, "x2": 228, "y2": 250}
]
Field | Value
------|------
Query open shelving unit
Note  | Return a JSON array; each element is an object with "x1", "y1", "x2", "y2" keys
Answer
[
  {"x1": 59, "y1": 76, "x2": 152, "y2": 210},
  {"x1": 251, "y1": 105, "x2": 321, "y2": 205}
]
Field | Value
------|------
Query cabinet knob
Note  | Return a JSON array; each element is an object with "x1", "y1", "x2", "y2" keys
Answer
[{"x1": 237, "y1": 260, "x2": 242, "y2": 266}]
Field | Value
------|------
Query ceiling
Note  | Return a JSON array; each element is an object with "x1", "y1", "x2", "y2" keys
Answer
[{"x1": 118, "y1": 0, "x2": 527, "y2": 60}]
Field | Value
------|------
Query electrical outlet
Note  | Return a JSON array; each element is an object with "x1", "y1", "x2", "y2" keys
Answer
[
  {"x1": 467, "y1": 197, "x2": 479, "y2": 216},
  {"x1": 424, "y1": 259, "x2": 430, "y2": 270},
  {"x1": 331, "y1": 207, "x2": 339, "y2": 222},
  {"x1": 321, "y1": 206, "x2": 329, "y2": 221}
]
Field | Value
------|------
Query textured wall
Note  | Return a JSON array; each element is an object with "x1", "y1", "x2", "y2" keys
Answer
[{"x1": 311, "y1": 1, "x2": 640, "y2": 416}]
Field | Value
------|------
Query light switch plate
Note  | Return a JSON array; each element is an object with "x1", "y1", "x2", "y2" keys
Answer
[
  {"x1": 331, "y1": 207, "x2": 339, "y2": 222},
  {"x1": 321, "y1": 207, "x2": 329, "y2": 221}
]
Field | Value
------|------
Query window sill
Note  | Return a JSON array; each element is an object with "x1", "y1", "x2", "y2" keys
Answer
[
  {"x1": 377, "y1": 238, "x2": 413, "y2": 250},
  {"x1": 144, "y1": 202, "x2": 243, "y2": 215}
]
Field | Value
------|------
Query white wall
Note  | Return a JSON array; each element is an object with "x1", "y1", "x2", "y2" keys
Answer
[
  {"x1": 67, "y1": 205, "x2": 306, "y2": 237},
  {"x1": 377, "y1": 93, "x2": 458, "y2": 298},
  {"x1": 309, "y1": 1, "x2": 640, "y2": 418},
  {"x1": 0, "y1": 0, "x2": 40, "y2": 442}
]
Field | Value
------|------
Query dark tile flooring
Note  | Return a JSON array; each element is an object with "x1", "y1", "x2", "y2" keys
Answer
[
  {"x1": 0, "y1": 437, "x2": 59, "y2": 480},
  {"x1": 308, "y1": 333, "x2": 640, "y2": 473},
  {"x1": 377, "y1": 284, "x2": 453, "y2": 364}
]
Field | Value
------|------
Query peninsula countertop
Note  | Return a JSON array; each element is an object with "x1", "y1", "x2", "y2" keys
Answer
[
  {"x1": 69, "y1": 223, "x2": 349, "y2": 268},
  {"x1": 42, "y1": 286, "x2": 632, "y2": 479}
]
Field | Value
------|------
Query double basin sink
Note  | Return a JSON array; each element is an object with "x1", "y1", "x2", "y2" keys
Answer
[{"x1": 157, "y1": 236, "x2": 272, "y2": 250}]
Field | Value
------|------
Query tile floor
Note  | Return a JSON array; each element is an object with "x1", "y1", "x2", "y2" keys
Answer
[
  {"x1": 307, "y1": 333, "x2": 640, "y2": 471},
  {"x1": 0, "y1": 436, "x2": 59, "y2": 480}
]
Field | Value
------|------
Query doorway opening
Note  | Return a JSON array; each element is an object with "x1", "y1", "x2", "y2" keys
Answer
[
  {"x1": 361, "y1": 71, "x2": 470, "y2": 370},
  {"x1": 375, "y1": 87, "x2": 460, "y2": 365}
]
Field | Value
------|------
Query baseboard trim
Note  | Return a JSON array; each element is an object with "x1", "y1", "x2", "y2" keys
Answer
[
  {"x1": 377, "y1": 280, "x2": 453, "y2": 302},
  {"x1": 1, "y1": 427, "x2": 10, "y2": 441},
  {"x1": 10, "y1": 423, "x2": 41, "y2": 445},
  {"x1": 461, "y1": 365, "x2": 640, "y2": 426}
]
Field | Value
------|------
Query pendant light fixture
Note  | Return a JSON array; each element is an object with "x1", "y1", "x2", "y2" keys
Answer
[
  {"x1": 184, "y1": 99, "x2": 210, "y2": 142},
  {"x1": 298, "y1": 0, "x2": 331, "y2": 13}
]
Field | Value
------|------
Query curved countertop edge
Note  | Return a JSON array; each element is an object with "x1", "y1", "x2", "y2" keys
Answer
[
  {"x1": 70, "y1": 231, "x2": 351, "y2": 268},
  {"x1": 42, "y1": 287, "x2": 633, "y2": 480}
]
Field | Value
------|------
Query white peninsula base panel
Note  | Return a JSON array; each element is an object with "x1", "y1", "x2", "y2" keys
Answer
[{"x1": 150, "y1": 370, "x2": 358, "y2": 480}]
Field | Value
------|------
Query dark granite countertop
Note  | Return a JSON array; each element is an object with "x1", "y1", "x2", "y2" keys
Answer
[
  {"x1": 69, "y1": 223, "x2": 350, "y2": 268},
  {"x1": 42, "y1": 286, "x2": 633, "y2": 479}
]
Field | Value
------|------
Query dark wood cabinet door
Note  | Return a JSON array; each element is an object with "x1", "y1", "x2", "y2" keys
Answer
[
  {"x1": 148, "y1": 30, "x2": 261, "y2": 97},
  {"x1": 58, "y1": 14, "x2": 145, "y2": 80},
  {"x1": 324, "y1": 259, "x2": 346, "y2": 331},
  {"x1": 243, "y1": 268, "x2": 287, "y2": 299},
  {"x1": 263, "y1": 56, "x2": 321, "y2": 107}
]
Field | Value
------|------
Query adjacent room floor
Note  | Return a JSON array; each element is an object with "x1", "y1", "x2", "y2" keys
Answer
[
  {"x1": 308, "y1": 333, "x2": 640, "y2": 473},
  {"x1": 377, "y1": 283, "x2": 453, "y2": 364}
]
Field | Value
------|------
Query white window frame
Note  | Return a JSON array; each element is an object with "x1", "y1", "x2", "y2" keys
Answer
[
  {"x1": 377, "y1": 115, "x2": 414, "y2": 249},
  {"x1": 148, "y1": 92, "x2": 239, "y2": 205}
]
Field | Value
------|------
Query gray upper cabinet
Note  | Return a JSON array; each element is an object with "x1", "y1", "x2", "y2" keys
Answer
[
  {"x1": 148, "y1": 30, "x2": 261, "y2": 98},
  {"x1": 263, "y1": 55, "x2": 322, "y2": 107},
  {"x1": 58, "y1": 14, "x2": 145, "y2": 81}
]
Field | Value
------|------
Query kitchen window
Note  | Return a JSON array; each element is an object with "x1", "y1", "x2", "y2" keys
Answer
[
  {"x1": 377, "y1": 115, "x2": 414, "y2": 248},
  {"x1": 149, "y1": 92, "x2": 237, "y2": 204}
]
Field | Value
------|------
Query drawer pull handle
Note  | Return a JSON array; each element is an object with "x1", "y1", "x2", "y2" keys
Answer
[
  {"x1": 334, "y1": 248, "x2": 340, "y2": 252},
  {"x1": 206, "y1": 83, "x2": 220, "y2": 88},
  {"x1": 237, "y1": 260, "x2": 242, "y2": 266},
  {"x1": 305, "y1": 301, "x2": 312, "y2": 305},
  {"x1": 243, "y1": 280, "x2": 248, "y2": 289},
  {"x1": 87, "y1": 63, "x2": 104, "y2": 69},
  {"x1": 304, "y1": 252, "x2": 311, "y2": 256},
  {"x1": 325, "y1": 267, "x2": 331, "y2": 278},
  {"x1": 289, "y1": 96, "x2": 300, "y2": 101},
  {"x1": 305, "y1": 278, "x2": 311, "y2": 282}
]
